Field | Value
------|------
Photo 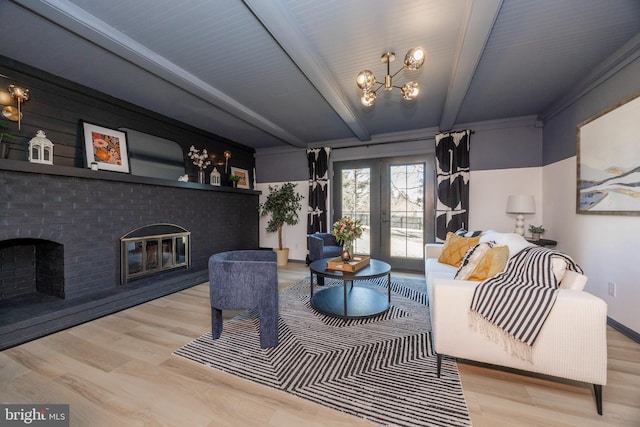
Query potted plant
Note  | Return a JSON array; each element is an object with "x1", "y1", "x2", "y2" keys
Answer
[
  {"x1": 528, "y1": 224, "x2": 545, "y2": 240},
  {"x1": 258, "y1": 182, "x2": 303, "y2": 266},
  {"x1": 228, "y1": 174, "x2": 240, "y2": 188}
]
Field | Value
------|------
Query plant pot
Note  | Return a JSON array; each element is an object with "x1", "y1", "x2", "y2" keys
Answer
[
  {"x1": 532, "y1": 233, "x2": 541, "y2": 240},
  {"x1": 274, "y1": 248, "x2": 289, "y2": 266}
]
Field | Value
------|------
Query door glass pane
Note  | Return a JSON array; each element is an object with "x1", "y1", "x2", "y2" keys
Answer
[
  {"x1": 341, "y1": 168, "x2": 371, "y2": 255},
  {"x1": 390, "y1": 164, "x2": 424, "y2": 258}
]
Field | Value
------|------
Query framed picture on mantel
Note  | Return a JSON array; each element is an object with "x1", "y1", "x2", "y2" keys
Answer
[
  {"x1": 82, "y1": 121, "x2": 130, "y2": 173},
  {"x1": 230, "y1": 167, "x2": 249, "y2": 189}
]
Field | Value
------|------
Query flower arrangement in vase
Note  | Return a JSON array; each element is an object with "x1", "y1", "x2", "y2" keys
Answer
[
  {"x1": 188, "y1": 145, "x2": 211, "y2": 183},
  {"x1": 332, "y1": 216, "x2": 365, "y2": 262}
]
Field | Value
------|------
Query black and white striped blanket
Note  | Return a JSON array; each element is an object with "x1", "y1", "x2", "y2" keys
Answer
[{"x1": 469, "y1": 245, "x2": 583, "y2": 360}]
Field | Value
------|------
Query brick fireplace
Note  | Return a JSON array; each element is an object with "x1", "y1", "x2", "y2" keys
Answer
[{"x1": 0, "y1": 161, "x2": 259, "y2": 349}]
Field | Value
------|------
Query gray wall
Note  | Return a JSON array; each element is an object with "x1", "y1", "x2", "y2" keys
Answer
[
  {"x1": 255, "y1": 117, "x2": 543, "y2": 182},
  {"x1": 542, "y1": 56, "x2": 640, "y2": 164}
]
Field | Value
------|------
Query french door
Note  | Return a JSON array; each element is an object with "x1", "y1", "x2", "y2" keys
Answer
[{"x1": 333, "y1": 155, "x2": 434, "y2": 271}]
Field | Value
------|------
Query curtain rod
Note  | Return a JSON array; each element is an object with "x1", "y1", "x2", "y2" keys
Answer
[{"x1": 329, "y1": 130, "x2": 474, "y2": 150}]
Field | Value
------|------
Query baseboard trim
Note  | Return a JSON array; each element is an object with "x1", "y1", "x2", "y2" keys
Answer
[{"x1": 607, "y1": 316, "x2": 640, "y2": 344}]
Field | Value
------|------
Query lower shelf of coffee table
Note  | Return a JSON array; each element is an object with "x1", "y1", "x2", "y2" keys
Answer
[{"x1": 310, "y1": 285, "x2": 389, "y2": 319}]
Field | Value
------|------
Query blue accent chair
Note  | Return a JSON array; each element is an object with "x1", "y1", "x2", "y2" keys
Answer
[
  {"x1": 208, "y1": 250, "x2": 279, "y2": 348},
  {"x1": 307, "y1": 233, "x2": 342, "y2": 285}
]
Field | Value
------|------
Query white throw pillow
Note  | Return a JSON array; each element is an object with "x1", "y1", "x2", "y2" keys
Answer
[
  {"x1": 559, "y1": 270, "x2": 588, "y2": 291},
  {"x1": 480, "y1": 231, "x2": 534, "y2": 259}
]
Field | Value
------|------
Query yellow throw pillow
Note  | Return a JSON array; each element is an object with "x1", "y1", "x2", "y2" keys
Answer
[
  {"x1": 438, "y1": 232, "x2": 480, "y2": 267},
  {"x1": 467, "y1": 245, "x2": 509, "y2": 281}
]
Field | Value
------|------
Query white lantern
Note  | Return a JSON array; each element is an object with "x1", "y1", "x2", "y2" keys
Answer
[
  {"x1": 28, "y1": 130, "x2": 54, "y2": 165},
  {"x1": 210, "y1": 167, "x2": 221, "y2": 186}
]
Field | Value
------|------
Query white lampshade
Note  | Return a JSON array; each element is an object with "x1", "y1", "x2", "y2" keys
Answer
[{"x1": 506, "y1": 195, "x2": 535, "y2": 214}]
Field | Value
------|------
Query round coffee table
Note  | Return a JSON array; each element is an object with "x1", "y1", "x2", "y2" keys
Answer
[{"x1": 308, "y1": 258, "x2": 391, "y2": 319}]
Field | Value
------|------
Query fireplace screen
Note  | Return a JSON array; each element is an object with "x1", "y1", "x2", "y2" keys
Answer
[{"x1": 121, "y1": 224, "x2": 190, "y2": 284}]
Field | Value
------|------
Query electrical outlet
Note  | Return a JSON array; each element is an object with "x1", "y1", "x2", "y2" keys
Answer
[{"x1": 608, "y1": 282, "x2": 616, "y2": 297}]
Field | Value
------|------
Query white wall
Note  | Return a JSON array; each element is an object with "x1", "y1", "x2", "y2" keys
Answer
[
  {"x1": 544, "y1": 157, "x2": 640, "y2": 333},
  {"x1": 257, "y1": 169, "x2": 545, "y2": 263},
  {"x1": 257, "y1": 181, "x2": 308, "y2": 262},
  {"x1": 469, "y1": 167, "x2": 543, "y2": 234}
]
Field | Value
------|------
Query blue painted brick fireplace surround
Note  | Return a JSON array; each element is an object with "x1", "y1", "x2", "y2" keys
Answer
[{"x1": 0, "y1": 160, "x2": 259, "y2": 349}]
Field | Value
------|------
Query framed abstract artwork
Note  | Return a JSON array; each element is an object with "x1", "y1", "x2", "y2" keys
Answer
[
  {"x1": 82, "y1": 121, "x2": 130, "y2": 173},
  {"x1": 576, "y1": 92, "x2": 640, "y2": 215}
]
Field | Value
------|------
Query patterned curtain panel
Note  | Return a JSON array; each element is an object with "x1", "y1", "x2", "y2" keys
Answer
[
  {"x1": 435, "y1": 130, "x2": 471, "y2": 242},
  {"x1": 307, "y1": 147, "x2": 331, "y2": 234}
]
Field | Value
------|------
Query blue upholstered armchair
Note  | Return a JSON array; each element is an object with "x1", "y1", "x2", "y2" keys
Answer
[
  {"x1": 307, "y1": 233, "x2": 342, "y2": 285},
  {"x1": 208, "y1": 250, "x2": 279, "y2": 348}
]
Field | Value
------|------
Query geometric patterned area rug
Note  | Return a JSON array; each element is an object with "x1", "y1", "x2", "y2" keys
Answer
[{"x1": 174, "y1": 276, "x2": 471, "y2": 427}]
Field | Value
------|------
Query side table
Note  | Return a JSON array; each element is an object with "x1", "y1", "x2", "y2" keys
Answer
[{"x1": 526, "y1": 238, "x2": 557, "y2": 247}]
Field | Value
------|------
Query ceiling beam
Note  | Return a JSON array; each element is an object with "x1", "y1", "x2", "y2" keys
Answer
[
  {"x1": 243, "y1": 0, "x2": 371, "y2": 142},
  {"x1": 439, "y1": 0, "x2": 503, "y2": 131},
  {"x1": 13, "y1": 0, "x2": 307, "y2": 147}
]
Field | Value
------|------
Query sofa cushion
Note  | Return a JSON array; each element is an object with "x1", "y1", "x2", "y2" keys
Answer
[
  {"x1": 426, "y1": 257, "x2": 457, "y2": 276},
  {"x1": 438, "y1": 232, "x2": 480, "y2": 267}
]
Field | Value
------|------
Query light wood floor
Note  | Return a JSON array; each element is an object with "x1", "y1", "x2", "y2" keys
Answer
[{"x1": 1, "y1": 263, "x2": 639, "y2": 426}]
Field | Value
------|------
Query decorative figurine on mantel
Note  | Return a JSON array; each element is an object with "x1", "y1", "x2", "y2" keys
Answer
[
  {"x1": 28, "y1": 130, "x2": 54, "y2": 165},
  {"x1": 210, "y1": 167, "x2": 221, "y2": 186}
]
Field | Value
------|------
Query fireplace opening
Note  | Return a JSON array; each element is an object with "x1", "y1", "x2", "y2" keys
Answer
[
  {"x1": 0, "y1": 238, "x2": 65, "y2": 301},
  {"x1": 121, "y1": 224, "x2": 190, "y2": 284}
]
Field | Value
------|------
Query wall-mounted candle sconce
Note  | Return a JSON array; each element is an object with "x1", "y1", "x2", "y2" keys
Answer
[
  {"x1": 208, "y1": 150, "x2": 233, "y2": 174},
  {"x1": 2, "y1": 85, "x2": 30, "y2": 130},
  {"x1": 224, "y1": 151, "x2": 231, "y2": 173}
]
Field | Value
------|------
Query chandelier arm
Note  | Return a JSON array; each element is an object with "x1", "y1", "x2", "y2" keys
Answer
[{"x1": 390, "y1": 67, "x2": 405, "y2": 78}]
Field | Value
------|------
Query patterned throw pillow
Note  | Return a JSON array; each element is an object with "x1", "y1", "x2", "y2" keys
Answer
[
  {"x1": 455, "y1": 242, "x2": 493, "y2": 279},
  {"x1": 454, "y1": 228, "x2": 483, "y2": 237},
  {"x1": 467, "y1": 245, "x2": 509, "y2": 281},
  {"x1": 438, "y1": 232, "x2": 480, "y2": 267},
  {"x1": 455, "y1": 242, "x2": 509, "y2": 281}
]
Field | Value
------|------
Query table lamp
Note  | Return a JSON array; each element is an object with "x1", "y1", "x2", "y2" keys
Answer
[{"x1": 506, "y1": 195, "x2": 535, "y2": 236}]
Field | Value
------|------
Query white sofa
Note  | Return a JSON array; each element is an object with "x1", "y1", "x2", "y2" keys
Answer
[{"x1": 426, "y1": 230, "x2": 608, "y2": 414}]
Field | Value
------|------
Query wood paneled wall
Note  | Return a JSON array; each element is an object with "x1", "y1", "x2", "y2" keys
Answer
[{"x1": 0, "y1": 55, "x2": 254, "y2": 183}]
